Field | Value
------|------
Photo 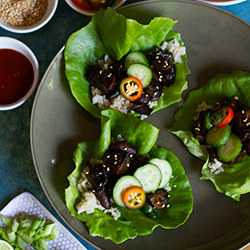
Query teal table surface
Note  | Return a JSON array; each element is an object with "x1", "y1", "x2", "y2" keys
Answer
[{"x1": 0, "y1": 0, "x2": 249, "y2": 249}]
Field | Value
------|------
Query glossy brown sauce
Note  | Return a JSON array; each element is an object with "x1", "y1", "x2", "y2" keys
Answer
[{"x1": 0, "y1": 49, "x2": 34, "y2": 105}]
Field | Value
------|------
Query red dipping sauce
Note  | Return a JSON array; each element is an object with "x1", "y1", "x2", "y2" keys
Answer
[{"x1": 0, "y1": 49, "x2": 34, "y2": 105}]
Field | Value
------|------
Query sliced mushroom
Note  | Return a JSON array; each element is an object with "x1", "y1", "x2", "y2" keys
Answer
[
  {"x1": 104, "y1": 141, "x2": 136, "y2": 176},
  {"x1": 93, "y1": 188, "x2": 111, "y2": 209},
  {"x1": 86, "y1": 163, "x2": 108, "y2": 189},
  {"x1": 146, "y1": 189, "x2": 169, "y2": 210}
]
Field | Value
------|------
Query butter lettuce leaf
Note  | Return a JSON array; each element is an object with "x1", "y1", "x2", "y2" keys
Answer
[
  {"x1": 170, "y1": 71, "x2": 250, "y2": 200},
  {"x1": 65, "y1": 109, "x2": 193, "y2": 243},
  {"x1": 64, "y1": 8, "x2": 189, "y2": 118}
]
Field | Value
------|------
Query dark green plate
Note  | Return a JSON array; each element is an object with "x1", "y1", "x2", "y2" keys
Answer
[{"x1": 30, "y1": 0, "x2": 250, "y2": 249}]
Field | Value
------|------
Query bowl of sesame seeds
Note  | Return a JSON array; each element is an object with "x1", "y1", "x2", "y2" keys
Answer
[{"x1": 0, "y1": 0, "x2": 58, "y2": 33}]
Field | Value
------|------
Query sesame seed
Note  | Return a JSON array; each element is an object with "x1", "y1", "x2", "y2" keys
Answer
[{"x1": 0, "y1": 0, "x2": 48, "y2": 27}]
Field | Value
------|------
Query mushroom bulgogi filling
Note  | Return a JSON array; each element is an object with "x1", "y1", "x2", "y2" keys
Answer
[
  {"x1": 86, "y1": 47, "x2": 176, "y2": 116},
  {"x1": 193, "y1": 97, "x2": 250, "y2": 163},
  {"x1": 85, "y1": 140, "x2": 170, "y2": 212}
]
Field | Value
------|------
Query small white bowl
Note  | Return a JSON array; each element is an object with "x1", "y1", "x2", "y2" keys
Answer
[
  {"x1": 0, "y1": 37, "x2": 39, "y2": 111},
  {"x1": 196, "y1": 0, "x2": 246, "y2": 6},
  {"x1": 65, "y1": 0, "x2": 126, "y2": 16},
  {"x1": 0, "y1": 0, "x2": 58, "y2": 33}
]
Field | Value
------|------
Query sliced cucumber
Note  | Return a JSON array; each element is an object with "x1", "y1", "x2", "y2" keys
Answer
[
  {"x1": 127, "y1": 63, "x2": 152, "y2": 87},
  {"x1": 134, "y1": 163, "x2": 162, "y2": 193},
  {"x1": 205, "y1": 124, "x2": 231, "y2": 147},
  {"x1": 149, "y1": 158, "x2": 172, "y2": 188},
  {"x1": 125, "y1": 51, "x2": 149, "y2": 70},
  {"x1": 112, "y1": 175, "x2": 142, "y2": 207},
  {"x1": 217, "y1": 133, "x2": 242, "y2": 162}
]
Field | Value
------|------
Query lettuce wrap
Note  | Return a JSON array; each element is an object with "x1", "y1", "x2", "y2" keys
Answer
[
  {"x1": 170, "y1": 71, "x2": 250, "y2": 201},
  {"x1": 65, "y1": 109, "x2": 193, "y2": 243},
  {"x1": 64, "y1": 8, "x2": 190, "y2": 118}
]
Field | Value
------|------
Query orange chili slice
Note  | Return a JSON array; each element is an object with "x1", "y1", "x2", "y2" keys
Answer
[
  {"x1": 120, "y1": 77, "x2": 143, "y2": 101},
  {"x1": 122, "y1": 186, "x2": 146, "y2": 209}
]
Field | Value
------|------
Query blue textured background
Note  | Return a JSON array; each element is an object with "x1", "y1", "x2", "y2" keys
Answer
[{"x1": 0, "y1": 0, "x2": 249, "y2": 249}]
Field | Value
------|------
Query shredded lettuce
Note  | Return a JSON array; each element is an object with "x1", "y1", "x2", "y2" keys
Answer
[
  {"x1": 65, "y1": 109, "x2": 193, "y2": 243},
  {"x1": 64, "y1": 8, "x2": 190, "y2": 118},
  {"x1": 170, "y1": 71, "x2": 250, "y2": 201}
]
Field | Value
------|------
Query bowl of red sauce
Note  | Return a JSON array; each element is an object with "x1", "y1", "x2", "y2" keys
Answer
[{"x1": 0, "y1": 37, "x2": 39, "y2": 110}]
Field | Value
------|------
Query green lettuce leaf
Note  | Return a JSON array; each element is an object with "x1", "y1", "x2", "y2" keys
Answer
[
  {"x1": 64, "y1": 8, "x2": 190, "y2": 118},
  {"x1": 65, "y1": 109, "x2": 193, "y2": 243},
  {"x1": 170, "y1": 71, "x2": 250, "y2": 200}
]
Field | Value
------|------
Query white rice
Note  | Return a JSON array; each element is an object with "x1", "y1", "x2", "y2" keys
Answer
[
  {"x1": 160, "y1": 38, "x2": 186, "y2": 64},
  {"x1": 208, "y1": 158, "x2": 224, "y2": 175},
  {"x1": 76, "y1": 165, "x2": 121, "y2": 220},
  {"x1": 91, "y1": 87, "x2": 133, "y2": 113}
]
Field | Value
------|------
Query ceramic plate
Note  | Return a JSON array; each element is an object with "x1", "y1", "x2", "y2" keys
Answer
[
  {"x1": 196, "y1": 0, "x2": 246, "y2": 6},
  {"x1": 30, "y1": 0, "x2": 250, "y2": 249},
  {"x1": 0, "y1": 192, "x2": 85, "y2": 250}
]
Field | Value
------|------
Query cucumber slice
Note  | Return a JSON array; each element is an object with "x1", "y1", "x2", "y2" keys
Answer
[
  {"x1": 217, "y1": 133, "x2": 242, "y2": 162},
  {"x1": 149, "y1": 158, "x2": 172, "y2": 188},
  {"x1": 134, "y1": 163, "x2": 162, "y2": 193},
  {"x1": 127, "y1": 63, "x2": 152, "y2": 87},
  {"x1": 113, "y1": 175, "x2": 142, "y2": 207},
  {"x1": 125, "y1": 51, "x2": 149, "y2": 70},
  {"x1": 205, "y1": 124, "x2": 231, "y2": 147}
]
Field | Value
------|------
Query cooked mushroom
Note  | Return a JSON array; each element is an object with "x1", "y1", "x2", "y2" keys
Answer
[
  {"x1": 86, "y1": 66, "x2": 117, "y2": 94},
  {"x1": 93, "y1": 188, "x2": 111, "y2": 209},
  {"x1": 104, "y1": 141, "x2": 136, "y2": 176},
  {"x1": 146, "y1": 189, "x2": 169, "y2": 210},
  {"x1": 234, "y1": 108, "x2": 250, "y2": 128},
  {"x1": 192, "y1": 111, "x2": 207, "y2": 143},
  {"x1": 131, "y1": 104, "x2": 152, "y2": 116},
  {"x1": 86, "y1": 163, "x2": 109, "y2": 189},
  {"x1": 145, "y1": 80, "x2": 163, "y2": 101}
]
